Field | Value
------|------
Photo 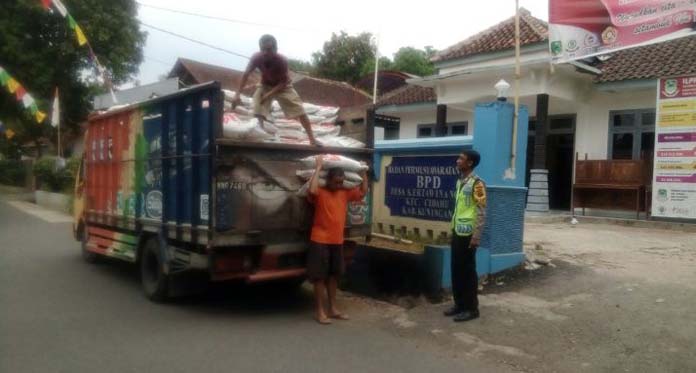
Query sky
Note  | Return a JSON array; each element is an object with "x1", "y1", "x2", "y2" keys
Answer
[{"x1": 134, "y1": 0, "x2": 548, "y2": 86}]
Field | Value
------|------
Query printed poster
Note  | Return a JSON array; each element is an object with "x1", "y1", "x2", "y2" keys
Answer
[
  {"x1": 549, "y1": 0, "x2": 696, "y2": 63},
  {"x1": 652, "y1": 75, "x2": 696, "y2": 219}
]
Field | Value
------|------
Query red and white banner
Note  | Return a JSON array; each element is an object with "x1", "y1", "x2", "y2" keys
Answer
[{"x1": 549, "y1": 0, "x2": 696, "y2": 63}]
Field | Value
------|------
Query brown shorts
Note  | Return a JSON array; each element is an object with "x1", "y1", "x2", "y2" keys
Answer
[
  {"x1": 252, "y1": 84, "x2": 306, "y2": 120},
  {"x1": 307, "y1": 241, "x2": 345, "y2": 281}
]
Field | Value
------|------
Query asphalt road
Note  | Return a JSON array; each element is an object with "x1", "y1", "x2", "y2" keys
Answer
[{"x1": 0, "y1": 198, "x2": 494, "y2": 373}]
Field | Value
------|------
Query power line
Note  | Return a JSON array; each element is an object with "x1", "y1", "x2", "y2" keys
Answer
[
  {"x1": 136, "y1": 2, "x2": 313, "y2": 32},
  {"x1": 139, "y1": 21, "x2": 251, "y2": 60}
]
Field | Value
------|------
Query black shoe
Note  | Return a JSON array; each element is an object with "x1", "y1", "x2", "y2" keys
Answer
[
  {"x1": 443, "y1": 306, "x2": 461, "y2": 317},
  {"x1": 453, "y1": 310, "x2": 480, "y2": 322}
]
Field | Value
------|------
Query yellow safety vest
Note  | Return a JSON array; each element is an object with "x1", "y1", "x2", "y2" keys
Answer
[{"x1": 451, "y1": 176, "x2": 479, "y2": 237}]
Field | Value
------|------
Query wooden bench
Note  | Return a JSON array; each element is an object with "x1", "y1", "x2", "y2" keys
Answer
[{"x1": 572, "y1": 154, "x2": 651, "y2": 220}]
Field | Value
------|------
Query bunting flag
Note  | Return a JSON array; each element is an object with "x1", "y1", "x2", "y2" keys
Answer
[
  {"x1": 7, "y1": 78, "x2": 19, "y2": 94},
  {"x1": 15, "y1": 86, "x2": 27, "y2": 101},
  {"x1": 40, "y1": 0, "x2": 112, "y2": 95},
  {"x1": 0, "y1": 65, "x2": 47, "y2": 124},
  {"x1": 51, "y1": 88, "x2": 60, "y2": 128},
  {"x1": 65, "y1": 15, "x2": 87, "y2": 46}
]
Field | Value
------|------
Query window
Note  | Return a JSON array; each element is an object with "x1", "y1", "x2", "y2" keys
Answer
[
  {"x1": 608, "y1": 109, "x2": 656, "y2": 160},
  {"x1": 384, "y1": 123, "x2": 400, "y2": 140},
  {"x1": 416, "y1": 122, "x2": 469, "y2": 138},
  {"x1": 418, "y1": 127, "x2": 433, "y2": 138}
]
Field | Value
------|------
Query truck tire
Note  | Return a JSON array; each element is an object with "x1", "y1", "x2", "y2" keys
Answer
[
  {"x1": 140, "y1": 238, "x2": 170, "y2": 302},
  {"x1": 81, "y1": 226, "x2": 100, "y2": 264}
]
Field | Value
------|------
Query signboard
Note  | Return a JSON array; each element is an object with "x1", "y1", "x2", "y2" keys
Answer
[
  {"x1": 549, "y1": 0, "x2": 696, "y2": 63},
  {"x1": 652, "y1": 75, "x2": 696, "y2": 219},
  {"x1": 384, "y1": 155, "x2": 459, "y2": 222}
]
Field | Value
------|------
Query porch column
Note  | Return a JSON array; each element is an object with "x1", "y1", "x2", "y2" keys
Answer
[
  {"x1": 527, "y1": 94, "x2": 550, "y2": 213},
  {"x1": 435, "y1": 104, "x2": 447, "y2": 137}
]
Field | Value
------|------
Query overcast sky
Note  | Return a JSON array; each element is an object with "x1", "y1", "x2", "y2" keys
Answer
[{"x1": 134, "y1": 0, "x2": 548, "y2": 85}]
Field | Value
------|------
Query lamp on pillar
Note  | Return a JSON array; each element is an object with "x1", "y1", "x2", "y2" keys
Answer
[{"x1": 495, "y1": 79, "x2": 510, "y2": 101}]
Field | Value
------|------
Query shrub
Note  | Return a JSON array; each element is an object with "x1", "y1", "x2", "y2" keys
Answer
[
  {"x1": 0, "y1": 160, "x2": 28, "y2": 187},
  {"x1": 33, "y1": 157, "x2": 80, "y2": 193}
]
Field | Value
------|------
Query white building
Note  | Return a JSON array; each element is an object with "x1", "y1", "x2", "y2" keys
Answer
[{"x1": 375, "y1": 9, "x2": 696, "y2": 212}]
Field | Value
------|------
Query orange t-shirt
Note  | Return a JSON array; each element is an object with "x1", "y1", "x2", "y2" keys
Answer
[{"x1": 310, "y1": 187, "x2": 364, "y2": 244}]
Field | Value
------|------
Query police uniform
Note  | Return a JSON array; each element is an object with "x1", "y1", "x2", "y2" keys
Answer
[{"x1": 451, "y1": 173, "x2": 487, "y2": 313}]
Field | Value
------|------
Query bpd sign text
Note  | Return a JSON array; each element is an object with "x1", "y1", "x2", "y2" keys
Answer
[{"x1": 385, "y1": 155, "x2": 459, "y2": 221}]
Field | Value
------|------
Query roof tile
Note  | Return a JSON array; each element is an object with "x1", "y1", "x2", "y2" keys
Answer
[{"x1": 433, "y1": 8, "x2": 548, "y2": 62}]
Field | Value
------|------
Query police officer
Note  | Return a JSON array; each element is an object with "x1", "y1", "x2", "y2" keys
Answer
[{"x1": 443, "y1": 149, "x2": 487, "y2": 322}]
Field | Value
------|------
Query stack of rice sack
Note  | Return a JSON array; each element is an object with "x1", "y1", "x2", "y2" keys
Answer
[
  {"x1": 296, "y1": 154, "x2": 368, "y2": 196},
  {"x1": 221, "y1": 90, "x2": 365, "y2": 148}
]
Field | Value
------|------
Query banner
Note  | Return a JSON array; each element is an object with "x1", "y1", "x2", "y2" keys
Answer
[
  {"x1": 549, "y1": 0, "x2": 696, "y2": 63},
  {"x1": 652, "y1": 75, "x2": 696, "y2": 219}
]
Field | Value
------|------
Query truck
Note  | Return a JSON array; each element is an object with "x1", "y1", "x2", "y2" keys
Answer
[{"x1": 72, "y1": 82, "x2": 373, "y2": 301}]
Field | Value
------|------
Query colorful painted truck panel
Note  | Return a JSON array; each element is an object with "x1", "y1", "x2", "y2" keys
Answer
[{"x1": 75, "y1": 82, "x2": 373, "y2": 291}]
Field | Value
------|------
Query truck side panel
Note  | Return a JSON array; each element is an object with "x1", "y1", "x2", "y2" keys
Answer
[{"x1": 84, "y1": 84, "x2": 219, "y2": 259}]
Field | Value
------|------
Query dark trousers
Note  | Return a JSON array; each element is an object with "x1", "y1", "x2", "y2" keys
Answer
[{"x1": 451, "y1": 233, "x2": 478, "y2": 312}]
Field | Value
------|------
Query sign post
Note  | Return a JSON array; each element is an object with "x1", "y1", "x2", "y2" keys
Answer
[{"x1": 652, "y1": 75, "x2": 696, "y2": 219}]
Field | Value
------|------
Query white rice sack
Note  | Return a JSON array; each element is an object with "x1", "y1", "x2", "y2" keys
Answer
[
  {"x1": 278, "y1": 129, "x2": 307, "y2": 141},
  {"x1": 300, "y1": 154, "x2": 368, "y2": 172},
  {"x1": 316, "y1": 106, "x2": 340, "y2": 118},
  {"x1": 302, "y1": 102, "x2": 320, "y2": 114},
  {"x1": 271, "y1": 101, "x2": 281, "y2": 112},
  {"x1": 222, "y1": 114, "x2": 255, "y2": 139},
  {"x1": 262, "y1": 122, "x2": 279, "y2": 135},
  {"x1": 317, "y1": 116, "x2": 338, "y2": 125},
  {"x1": 312, "y1": 123, "x2": 341, "y2": 137},
  {"x1": 274, "y1": 119, "x2": 304, "y2": 131},
  {"x1": 234, "y1": 105, "x2": 253, "y2": 116},
  {"x1": 222, "y1": 89, "x2": 252, "y2": 106},
  {"x1": 246, "y1": 125, "x2": 275, "y2": 141},
  {"x1": 296, "y1": 169, "x2": 363, "y2": 183},
  {"x1": 320, "y1": 136, "x2": 366, "y2": 149},
  {"x1": 296, "y1": 178, "x2": 361, "y2": 197},
  {"x1": 307, "y1": 115, "x2": 325, "y2": 124},
  {"x1": 271, "y1": 110, "x2": 286, "y2": 119}
]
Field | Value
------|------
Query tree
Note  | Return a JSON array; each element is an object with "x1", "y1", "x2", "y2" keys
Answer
[
  {"x1": 391, "y1": 46, "x2": 437, "y2": 76},
  {"x1": 360, "y1": 56, "x2": 393, "y2": 77},
  {"x1": 0, "y1": 0, "x2": 145, "y2": 158},
  {"x1": 287, "y1": 58, "x2": 314, "y2": 75},
  {"x1": 312, "y1": 32, "x2": 376, "y2": 84}
]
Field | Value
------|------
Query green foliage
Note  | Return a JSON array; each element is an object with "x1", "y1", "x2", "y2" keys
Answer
[
  {"x1": 312, "y1": 32, "x2": 376, "y2": 84},
  {"x1": 287, "y1": 58, "x2": 315, "y2": 74},
  {"x1": 391, "y1": 47, "x2": 437, "y2": 76},
  {"x1": 33, "y1": 157, "x2": 79, "y2": 193},
  {"x1": 359, "y1": 56, "x2": 393, "y2": 77},
  {"x1": 0, "y1": 0, "x2": 145, "y2": 158},
  {"x1": 0, "y1": 160, "x2": 28, "y2": 186}
]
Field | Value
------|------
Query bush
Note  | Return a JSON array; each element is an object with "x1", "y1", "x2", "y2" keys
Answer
[
  {"x1": 33, "y1": 157, "x2": 80, "y2": 193},
  {"x1": 0, "y1": 160, "x2": 28, "y2": 187}
]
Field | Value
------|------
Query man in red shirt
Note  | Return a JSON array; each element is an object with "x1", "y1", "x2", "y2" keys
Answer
[
  {"x1": 307, "y1": 156, "x2": 368, "y2": 324},
  {"x1": 233, "y1": 34, "x2": 320, "y2": 146}
]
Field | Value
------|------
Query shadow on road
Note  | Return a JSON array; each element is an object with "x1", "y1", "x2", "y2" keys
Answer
[{"x1": 84, "y1": 256, "x2": 314, "y2": 317}]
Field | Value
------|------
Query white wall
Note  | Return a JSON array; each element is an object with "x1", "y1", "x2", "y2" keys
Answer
[
  {"x1": 376, "y1": 107, "x2": 474, "y2": 140},
  {"x1": 574, "y1": 88, "x2": 656, "y2": 159}
]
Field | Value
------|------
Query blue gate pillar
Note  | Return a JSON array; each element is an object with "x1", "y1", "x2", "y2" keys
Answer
[{"x1": 472, "y1": 100, "x2": 529, "y2": 273}]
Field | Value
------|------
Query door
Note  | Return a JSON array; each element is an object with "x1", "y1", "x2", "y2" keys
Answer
[{"x1": 546, "y1": 115, "x2": 576, "y2": 210}]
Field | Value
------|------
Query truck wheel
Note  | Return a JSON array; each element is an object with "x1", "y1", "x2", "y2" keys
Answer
[
  {"x1": 140, "y1": 238, "x2": 169, "y2": 302},
  {"x1": 81, "y1": 227, "x2": 100, "y2": 263}
]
